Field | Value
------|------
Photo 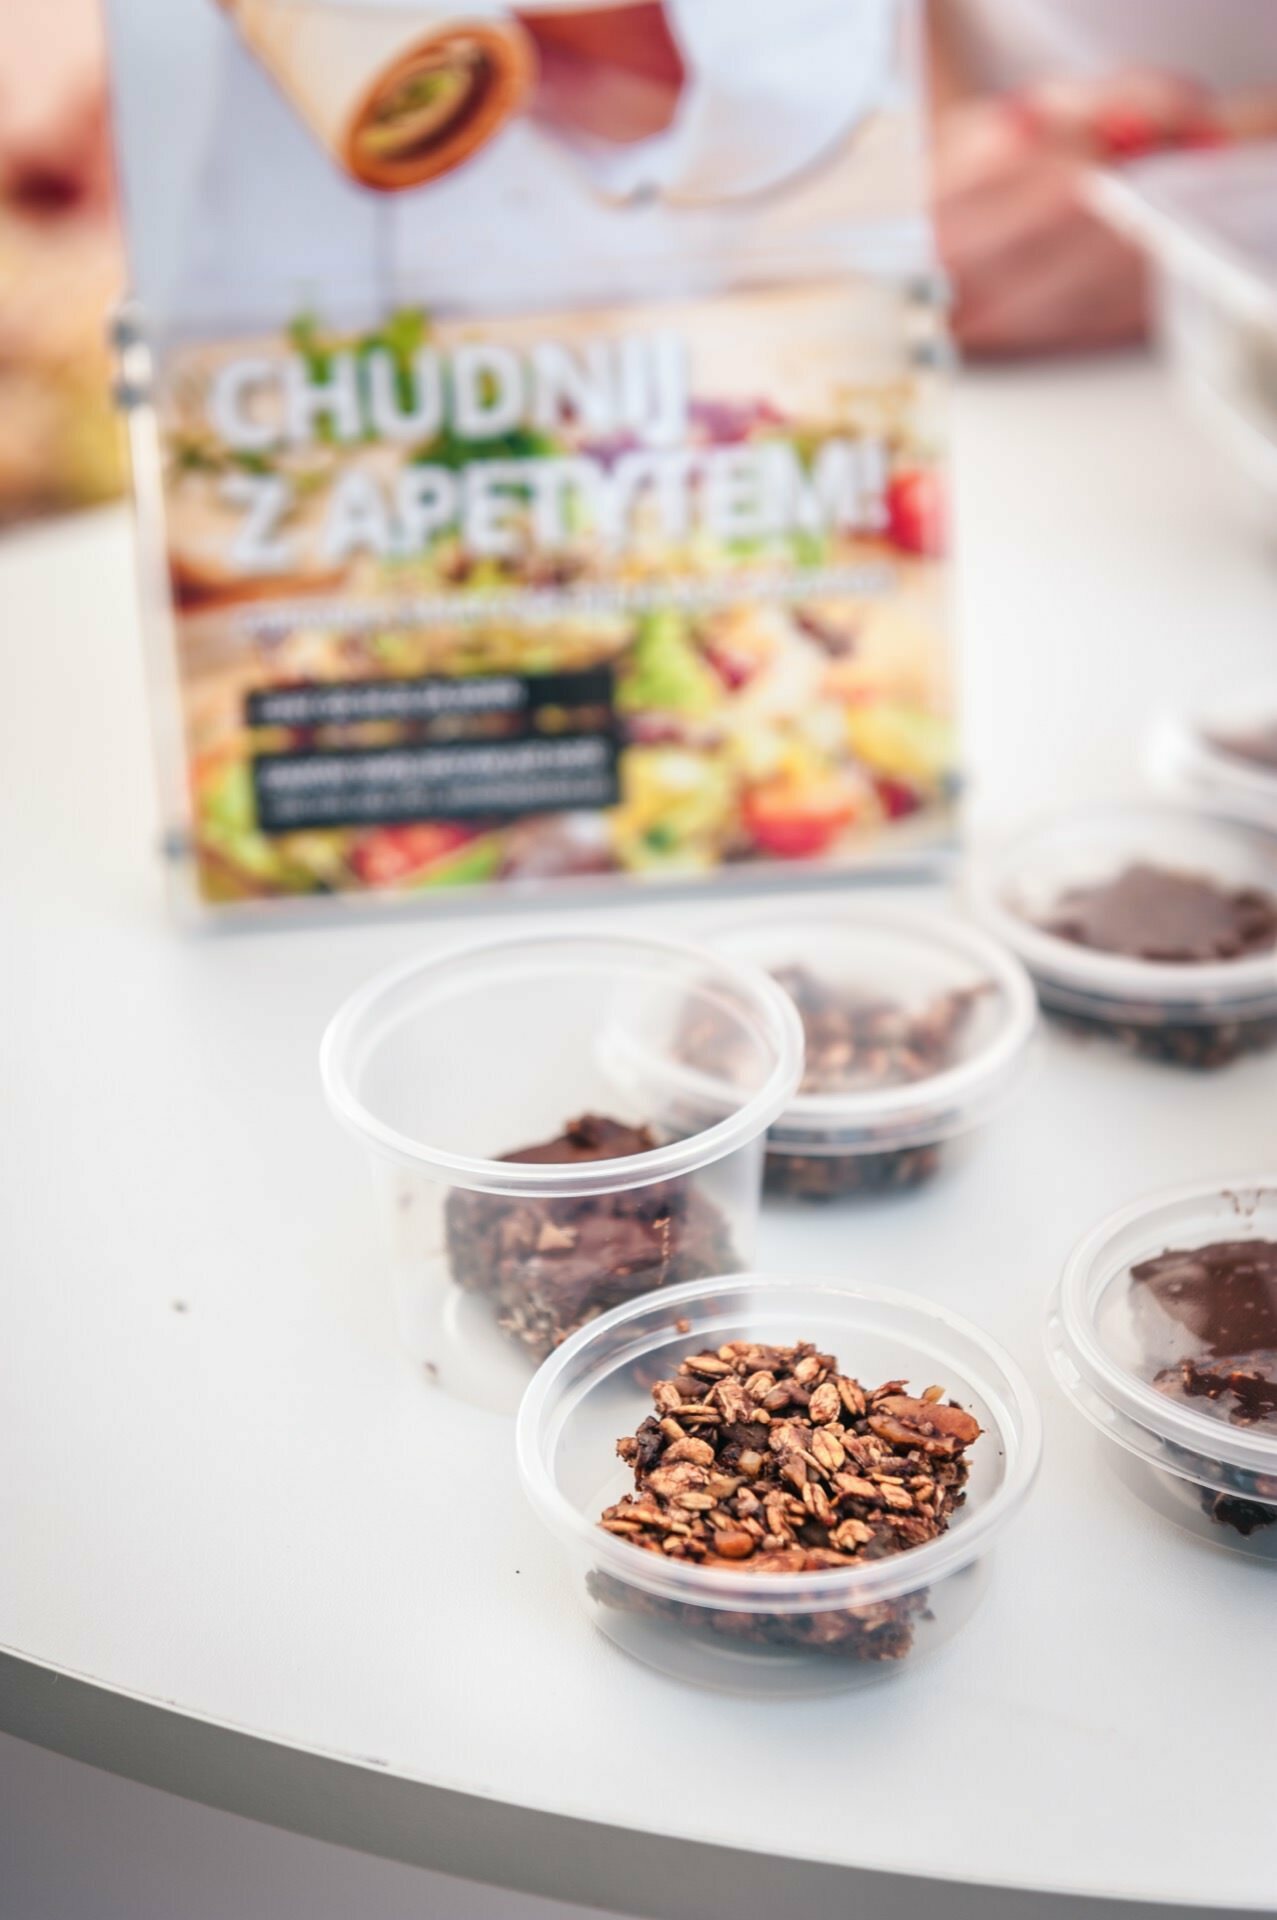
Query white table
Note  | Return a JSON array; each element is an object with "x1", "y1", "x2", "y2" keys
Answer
[{"x1": 3, "y1": 359, "x2": 1276, "y2": 1920}]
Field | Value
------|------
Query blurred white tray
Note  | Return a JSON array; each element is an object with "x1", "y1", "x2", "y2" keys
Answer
[{"x1": 1092, "y1": 143, "x2": 1277, "y2": 500}]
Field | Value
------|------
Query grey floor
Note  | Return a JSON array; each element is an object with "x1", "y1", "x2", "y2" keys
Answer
[{"x1": 0, "y1": 1734, "x2": 612, "y2": 1920}]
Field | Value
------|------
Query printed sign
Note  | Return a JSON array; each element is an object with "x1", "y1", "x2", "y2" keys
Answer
[{"x1": 105, "y1": 0, "x2": 955, "y2": 914}]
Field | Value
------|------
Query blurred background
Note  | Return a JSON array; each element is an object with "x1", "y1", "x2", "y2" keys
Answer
[
  {"x1": 0, "y1": 0, "x2": 121, "y2": 528},
  {"x1": 4, "y1": 0, "x2": 1277, "y2": 529}
]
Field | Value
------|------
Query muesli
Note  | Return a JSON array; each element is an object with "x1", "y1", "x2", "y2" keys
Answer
[
  {"x1": 682, "y1": 965, "x2": 985, "y2": 1196},
  {"x1": 593, "y1": 1337, "x2": 980, "y2": 1657}
]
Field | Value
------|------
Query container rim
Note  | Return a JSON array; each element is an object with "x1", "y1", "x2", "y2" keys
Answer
[
  {"x1": 967, "y1": 803, "x2": 1277, "y2": 1015},
  {"x1": 707, "y1": 909, "x2": 1038, "y2": 1146},
  {"x1": 1049, "y1": 1174, "x2": 1277, "y2": 1476},
  {"x1": 516, "y1": 1274, "x2": 1042, "y2": 1611},
  {"x1": 1147, "y1": 705, "x2": 1277, "y2": 824},
  {"x1": 319, "y1": 926, "x2": 805, "y2": 1194}
]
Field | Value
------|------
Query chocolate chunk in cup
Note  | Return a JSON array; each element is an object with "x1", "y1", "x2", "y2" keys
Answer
[
  {"x1": 1048, "y1": 1178, "x2": 1277, "y2": 1560},
  {"x1": 682, "y1": 913, "x2": 1036, "y2": 1201},
  {"x1": 320, "y1": 932, "x2": 802, "y2": 1412},
  {"x1": 218, "y1": 1, "x2": 536, "y2": 193},
  {"x1": 517, "y1": 1277, "x2": 1040, "y2": 1694},
  {"x1": 444, "y1": 1114, "x2": 740, "y2": 1361},
  {"x1": 970, "y1": 804, "x2": 1277, "y2": 1069}
]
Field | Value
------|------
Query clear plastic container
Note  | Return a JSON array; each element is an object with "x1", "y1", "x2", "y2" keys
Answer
[
  {"x1": 693, "y1": 912, "x2": 1036, "y2": 1199},
  {"x1": 517, "y1": 1275, "x2": 1041, "y2": 1694},
  {"x1": 1047, "y1": 1178, "x2": 1277, "y2": 1561},
  {"x1": 321, "y1": 930, "x2": 803, "y2": 1411},
  {"x1": 969, "y1": 804, "x2": 1277, "y2": 1068},
  {"x1": 1148, "y1": 676, "x2": 1277, "y2": 833}
]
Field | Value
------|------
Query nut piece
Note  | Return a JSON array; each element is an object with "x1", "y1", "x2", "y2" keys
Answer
[
  {"x1": 808, "y1": 1381, "x2": 842, "y2": 1426},
  {"x1": 713, "y1": 1529, "x2": 757, "y2": 1560},
  {"x1": 810, "y1": 1427, "x2": 846, "y2": 1474},
  {"x1": 868, "y1": 1395, "x2": 981, "y2": 1455},
  {"x1": 536, "y1": 1219, "x2": 578, "y2": 1252}
]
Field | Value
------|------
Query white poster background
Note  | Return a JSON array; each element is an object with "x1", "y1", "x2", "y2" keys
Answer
[{"x1": 106, "y1": 0, "x2": 930, "y2": 336}]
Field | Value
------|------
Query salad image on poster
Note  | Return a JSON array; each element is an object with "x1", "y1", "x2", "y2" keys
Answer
[{"x1": 104, "y1": 0, "x2": 954, "y2": 915}]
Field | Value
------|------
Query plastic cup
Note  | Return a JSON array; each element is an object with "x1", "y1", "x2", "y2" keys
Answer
[
  {"x1": 1048, "y1": 1177, "x2": 1277, "y2": 1561},
  {"x1": 1148, "y1": 676, "x2": 1277, "y2": 832},
  {"x1": 698, "y1": 911, "x2": 1036, "y2": 1199},
  {"x1": 517, "y1": 1275, "x2": 1041, "y2": 1695},
  {"x1": 969, "y1": 803, "x2": 1277, "y2": 1068},
  {"x1": 321, "y1": 930, "x2": 803, "y2": 1411}
]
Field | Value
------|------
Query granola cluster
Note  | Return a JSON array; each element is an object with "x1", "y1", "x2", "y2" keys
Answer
[
  {"x1": 680, "y1": 966, "x2": 986, "y2": 1200},
  {"x1": 766, "y1": 972, "x2": 981, "y2": 1197},
  {"x1": 765, "y1": 1141, "x2": 944, "y2": 1200},
  {"x1": 1046, "y1": 1005, "x2": 1277, "y2": 1071},
  {"x1": 773, "y1": 968, "x2": 983, "y2": 1097},
  {"x1": 594, "y1": 1339, "x2": 980, "y2": 1658},
  {"x1": 1153, "y1": 1359, "x2": 1277, "y2": 1536}
]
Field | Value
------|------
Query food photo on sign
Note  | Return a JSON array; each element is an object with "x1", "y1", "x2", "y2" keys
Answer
[{"x1": 104, "y1": 0, "x2": 955, "y2": 916}]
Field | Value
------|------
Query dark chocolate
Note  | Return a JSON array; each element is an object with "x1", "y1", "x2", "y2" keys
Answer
[
  {"x1": 1042, "y1": 862, "x2": 1277, "y2": 964},
  {"x1": 444, "y1": 1114, "x2": 738, "y2": 1361},
  {"x1": 1131, "y1": 1238, "x2": 1277, "y2": 1433},
  {"x1": 500, "y1": 1114, "x2": 652, "y2": 1167}
]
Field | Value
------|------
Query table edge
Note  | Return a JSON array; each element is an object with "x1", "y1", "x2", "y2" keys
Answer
[{"x1": 0, "y1": 1649, "x2": 1266, "y2": 1920}]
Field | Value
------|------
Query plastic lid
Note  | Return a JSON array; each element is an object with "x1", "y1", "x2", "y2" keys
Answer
[
  {"x1": 1148, "y1": 677, "x2": 1277, "y2": 832},
  {"x1": 320, "y1": 928, "x2": 803, "y2": 1195},
  {"x1": 700, "y1": 910, "x2": 1036, "y2": 1154},
  {"x1": 1048, "y1": 1177, "x2": 1277, "y2": 1499},
  {"x1": 519, "y1": 1274, "x2": 1042, "y2": 1613},
  {"x1": 969, "y1": 803, "x2": 1277, "y2": 1023}
]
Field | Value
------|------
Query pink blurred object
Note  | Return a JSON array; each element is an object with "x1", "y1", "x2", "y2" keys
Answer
[{"x1": 0, "y1": 0, "x2": 115, "y2": 214}]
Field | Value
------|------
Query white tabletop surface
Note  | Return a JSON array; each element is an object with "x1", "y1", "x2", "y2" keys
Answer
[{"x1": 3, "y1": 357, "x2": 1277, "y2": 1916}]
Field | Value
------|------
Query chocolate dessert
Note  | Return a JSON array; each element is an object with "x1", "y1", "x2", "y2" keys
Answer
[
  {"x1": 1042, "y1": 862, "x2": 1277, "y2": 964},
  {"x1": 591, "y1": 1339, "x2": 980, "y2": 1659},
  {"x1": 1209, "y1": 721, "x2": 1277, "y2": 774},
  {"x1": 1038, "y1": 863, "x2": 1277, "y2": 1068},
  {"x1": 1132, "y1": 1239, "x2": 1277, "y2": 1430},
  {"x1": 444, "y1": 1114, "x2": 737, "y2": 1361},
  {"x1": 1131, "y1": 1238, "x2": 1277, "y2": 1533},
  {"x1": 682, "y1": 965, "x2": 984, "y2": 1199}
]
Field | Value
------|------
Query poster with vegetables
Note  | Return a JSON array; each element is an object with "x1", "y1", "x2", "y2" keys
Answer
[{"x1": 105, "y1": 0, "x2": 955, "y2": 914}]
